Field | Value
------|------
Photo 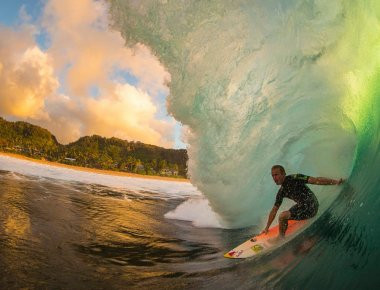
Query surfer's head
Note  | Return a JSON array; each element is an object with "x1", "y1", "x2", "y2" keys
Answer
[{"x1": 271, "y1": 165, "x2": 286, "y2": 185}]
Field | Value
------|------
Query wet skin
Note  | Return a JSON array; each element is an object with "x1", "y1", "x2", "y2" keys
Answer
[{"x1": 271, "y1": 168, "x2": 286, "y2": 185}]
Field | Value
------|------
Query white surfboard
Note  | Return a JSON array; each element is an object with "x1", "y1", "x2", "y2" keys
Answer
[{"x1": 224, "y1": 220, "x2": 308, "y2": 259}]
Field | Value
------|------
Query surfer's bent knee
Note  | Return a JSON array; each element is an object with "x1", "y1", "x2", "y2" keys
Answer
[{"x1": 279, "y1": 211, "x2": 291, "y2": 221}]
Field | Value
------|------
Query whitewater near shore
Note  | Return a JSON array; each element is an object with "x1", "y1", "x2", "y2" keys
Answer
[
  {"x1": 0, "y1": 152, "x2": 188, "y2": 183},
  {"x1": 0, "y1": 152, "x2": 195, "y2": 198}
]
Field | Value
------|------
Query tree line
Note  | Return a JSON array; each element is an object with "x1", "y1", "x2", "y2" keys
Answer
[{"x1": 0, "y1": 117, "x2": 188, "y2": 178}]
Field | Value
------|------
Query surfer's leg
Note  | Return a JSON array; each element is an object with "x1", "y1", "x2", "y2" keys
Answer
[
  {"x1": 290, "y1": 202, "x2": 318, "y2": 221},
  {"x1": 278, "y1": 211, "x2": 291, "y2": 237}
]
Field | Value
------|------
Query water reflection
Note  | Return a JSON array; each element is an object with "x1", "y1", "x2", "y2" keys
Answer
[{"x1": 0, "y1": 171, "x2": 231, "y2": 288}]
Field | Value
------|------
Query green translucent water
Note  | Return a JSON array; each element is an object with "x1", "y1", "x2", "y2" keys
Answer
[{"x1": 109, "y1": 0, "x2": 380, "y2": 287}]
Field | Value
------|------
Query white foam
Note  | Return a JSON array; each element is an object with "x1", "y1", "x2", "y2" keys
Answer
[
  {"x1": 0, "y1": 155, "x2": 200, "y2": 198},
  {"x1": 165, "y1": 197, "x2": 224, "y2": 228}
]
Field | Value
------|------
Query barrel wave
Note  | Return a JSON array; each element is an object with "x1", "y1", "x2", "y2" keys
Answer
[{"x1": 109, "y1": 0, "x2": 380, "y2": 287}]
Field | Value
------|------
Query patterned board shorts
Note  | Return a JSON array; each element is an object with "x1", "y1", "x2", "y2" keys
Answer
[{"x1": 289, "y1": 201, "x2": 319, "y2": 220}]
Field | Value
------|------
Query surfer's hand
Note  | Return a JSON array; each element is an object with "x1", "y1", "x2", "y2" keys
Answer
[{"x1": 337, "y1": 178, "x2": 344, "y2": 185}]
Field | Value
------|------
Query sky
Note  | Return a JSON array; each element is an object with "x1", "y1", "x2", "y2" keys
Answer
[{"x1": 0, "y1": 0, "x2": 186, "y2": 149}]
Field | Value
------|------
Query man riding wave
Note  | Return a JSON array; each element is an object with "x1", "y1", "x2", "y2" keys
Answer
[{"x1": 262, "y1": 165, "x2": 344, "y2": 240}]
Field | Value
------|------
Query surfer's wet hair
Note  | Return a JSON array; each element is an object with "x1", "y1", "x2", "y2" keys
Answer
[{"x1": 272, "y1": 165, "x2": 285, "y2": 174}]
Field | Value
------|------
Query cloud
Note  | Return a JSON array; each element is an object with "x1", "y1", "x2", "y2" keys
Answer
[
  {"x1": 82, "y1": 83, "x2": 173, "y2": 145},
  {"x1": 0, "y1": 0, "x2": 174, "y2": 148},
  {"x1": 0, "y1": 25, "x2": 58, "y2": 119},
  {"x1": 43, "y1": 83, "x2": 173, "y2": 146},
  {"x1": 42, "y1": 0, "x2": 170, "y2": 96}
]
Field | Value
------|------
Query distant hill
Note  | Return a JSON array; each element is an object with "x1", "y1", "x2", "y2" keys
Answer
[
  {"x1": 0, "y1": 117, "x2": 188, "y2": 178},
  {"x1": 0, "y1": 117, "x2": 60, "y2": 153}
]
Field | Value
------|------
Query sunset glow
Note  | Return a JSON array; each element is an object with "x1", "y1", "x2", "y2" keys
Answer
[{"x1": 0, "y1": 0, "x2": 184, "y2": 148}]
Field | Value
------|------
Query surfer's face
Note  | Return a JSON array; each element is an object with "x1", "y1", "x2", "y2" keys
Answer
[{"x1": 271, "y1": 168, "x2": 285, "y2": 185}]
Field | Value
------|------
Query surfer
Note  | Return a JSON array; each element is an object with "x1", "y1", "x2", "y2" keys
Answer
[{"x1": 262, "y1": 165, "x2": 344, "y2": 240}]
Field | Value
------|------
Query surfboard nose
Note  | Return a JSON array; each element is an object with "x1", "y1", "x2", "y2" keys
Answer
[{"x1": 224, "y1": 251, "x2": 235, "y2": 258}]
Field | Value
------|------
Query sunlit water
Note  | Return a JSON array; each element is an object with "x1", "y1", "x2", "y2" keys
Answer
[{"x1": 0, "y1": 166, "x2": 251, "y2": 289}]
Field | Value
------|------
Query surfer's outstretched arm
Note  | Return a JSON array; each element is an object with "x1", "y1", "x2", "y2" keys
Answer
[
  {"x1": 262, "y1": 206, "x2": 279, "y2": 234},
  {"x1": 308, "y1": 177, "x2": 344, "y2": 185}
]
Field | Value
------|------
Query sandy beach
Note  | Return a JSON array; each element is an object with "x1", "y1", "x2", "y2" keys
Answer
[{"x1": 0, "y1": 152, "x2": 189, "y2": 183}]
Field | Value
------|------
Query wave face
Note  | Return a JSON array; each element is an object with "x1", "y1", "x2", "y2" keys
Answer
[
  {"x1": 109, "y1": 0, "x2": 374, "y2": 226},
  {"x1": 109, "y1": 1, "x2": 380, "y2": 285}
]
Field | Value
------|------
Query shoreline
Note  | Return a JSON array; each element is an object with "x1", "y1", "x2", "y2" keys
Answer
[{"x1": 0, "y1": 152, "x2": 189, "y2": 183}]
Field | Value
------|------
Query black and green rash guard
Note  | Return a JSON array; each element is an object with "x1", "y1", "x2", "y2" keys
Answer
[{"x1": 274, "y1": 174, "x2": 317, "y2": 207}]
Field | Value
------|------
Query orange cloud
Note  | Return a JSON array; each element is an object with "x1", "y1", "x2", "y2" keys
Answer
[
  {"x1": 0, "y1": 0, "x2": 175, "y2": 148},
  {"x1": 0, "y1": 26, "x2": 58, "y2": 119},
  {"x1": 42, "y1": 0, "x2": 170, "y2": 96},
  {"x1": 82, "y1": 84, "x2": 172, "y2": 146}
]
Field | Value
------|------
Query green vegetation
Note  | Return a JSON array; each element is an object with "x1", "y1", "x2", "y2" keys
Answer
[{"x1": 0, "y1": 117, "x2": 188, "y2": 178}]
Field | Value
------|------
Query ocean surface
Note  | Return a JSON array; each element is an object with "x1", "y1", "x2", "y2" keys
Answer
[
  {"x1": 0, "y1": 156, "x2": 266, "y2": 289},
  {"x1": 2, "y1": 0, "x2": 380, "y2": 288},
  {"x1": 1, "y1": 153, "x2": 379, "y2": 289}
]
